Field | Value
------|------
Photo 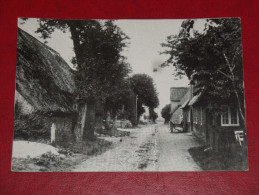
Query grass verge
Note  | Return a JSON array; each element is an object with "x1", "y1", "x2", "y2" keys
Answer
[
  {"x1": 188, "y1": 145, "x2": 248, "y2": 171},
  {"x1": 12, "y1": 138, "x2": 113, "y2": 172}
]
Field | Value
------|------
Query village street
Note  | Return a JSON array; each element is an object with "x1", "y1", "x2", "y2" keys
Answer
[
  {"x1": 12, "y1": 18, "x2": 247, "y2": 175},
  {"x1": 72, "y1": 123, "x2": 201, "y2": 171}
]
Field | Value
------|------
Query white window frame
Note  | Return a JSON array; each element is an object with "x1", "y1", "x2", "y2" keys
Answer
[{"x1": 221, "y1": 105, "x2": 240, "y2": 126}]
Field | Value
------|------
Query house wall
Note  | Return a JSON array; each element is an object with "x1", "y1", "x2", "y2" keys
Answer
[
  {"x1": 52, "y1": 114, "x2": 76, "y2": 147},
  {"x1": 13, "y1": 108, "x2": 78, "y2": 147},
  {"x1": 170, "y1": 101, "x2": 180, "y2": 123},
  {"x1": 183, "y1": 108, "x2": 192, "y2": 132},
  {"x1": 211, "y1": 112, "x2": 244, "y2": 151},
  {"x1": 182, "y1": 108, "x2": 189, "y2": 132},
  {"x1": 183, "y1": 103, "x2": 245, "y2": 151},
  {"x1": 179, "y1": 81, "x2": 246, "y2": 151},
  {"x1": 192, "y1": 107, "x2": 207, "y2": 142},
  {"x1": 15, "y1": 90, "x2": 34, "y2": 114},
  {"x1": 171, "y1": 107, "x2": 183, "y2": 124}
]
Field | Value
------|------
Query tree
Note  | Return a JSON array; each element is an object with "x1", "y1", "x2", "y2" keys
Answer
[
  {"x1": 69, "y1": 20, "x2": 130, "y2": 133},
  {"x1": 23, "y1": 19, "x2": 130, "y2": 139},
  {"x1": 129, "y1": 74, "x2": 159, "y2": 123},
  {"x1": 71, "y1": 20, "x2": 130, "y2": 100},
  {"x1": 161, "y1": 104, "x2": 171, "y2": 124},
  {"x1": 104, "y1": 78, "x2": 136, "y2": 127},
  {"x1": 149, "y1": 108, "x2": 158, "y2": 123},
  {"x1": 161, "y1": 18, "x2": 245, "y2": 127}
]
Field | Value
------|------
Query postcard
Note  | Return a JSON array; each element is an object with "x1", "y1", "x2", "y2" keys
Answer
[{"x1": 12, "y1": 18, "x2": 248, "y2": 171}]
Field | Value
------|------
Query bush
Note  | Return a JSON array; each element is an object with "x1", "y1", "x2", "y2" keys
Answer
[
  {"x1": 33, "y1": 152, "x2": 63, "y2": 168},
  {"x1": 161, "y1": 104, "x2": 171, "y2": 124},
  {"x1": 14, "y1": 111, "x2": 52, "y2": 141}
]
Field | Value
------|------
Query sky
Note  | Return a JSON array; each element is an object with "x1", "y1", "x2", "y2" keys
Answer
[{"x1": 18, "y1": 18, "x2": 202, "y2": 116}]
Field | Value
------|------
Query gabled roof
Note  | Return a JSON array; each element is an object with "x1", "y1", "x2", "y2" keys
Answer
[
  {"x1": 170, "y1": 87, "x2": 188, "y2": 102},
  {"x1": 180, "y1": 99, "x2": 190, "y2": 109},
  {"x1": 188, "y1": 93, "x2": 202, "y2": 106},
  {"x1": 16, "y1": 28, "x2": 76, "y2": 113},
  {"x1": 170, "y1": 104, "x2": 180, "y2": 114}
]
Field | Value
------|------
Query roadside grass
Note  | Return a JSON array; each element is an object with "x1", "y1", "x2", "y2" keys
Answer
[
  {"x1": 188, "y1": 145, "x2": 248, "y2": 171},
  {"x1": 12, "y1": 138, "x2": 113, "y2": 172}
]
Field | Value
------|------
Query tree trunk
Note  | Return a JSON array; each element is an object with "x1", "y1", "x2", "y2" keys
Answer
[
  {"x1": 111, "y1": 113, "x2": 117, "y2": 136},
  {"x1": 105, "y1": 111, "x2": 112, "y2": 132},
  {"x1": 231, "y1": 81, "x2": 247, "y2": 145},
  {"x1": 95, "y1": 99, "x2": 104, "y2": 133},
  {"x1": 231, "y1": 81, "x2": 246, "y2": 125},
  {"x1": 68, "y1": 23, "x2": 96, "y2": 141},
  {"x1": 222, "y1": 53, "x2": 247, "y2": 145},
  {"x1": 83, "y1": 101, "x2": 95, "y2": 140},
  {"x1": 68, "y1": 22, "x2": 83, "y2": 67}
]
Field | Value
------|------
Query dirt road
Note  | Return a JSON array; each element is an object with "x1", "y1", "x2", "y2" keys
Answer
[{"x1": 72, "y1": 123, "x2": 201, "y2": 171}]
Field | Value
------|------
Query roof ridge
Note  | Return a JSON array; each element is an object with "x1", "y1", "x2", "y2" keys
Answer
[{"x1": 18, "y1": 27, "x2": 61, "y2": 57}]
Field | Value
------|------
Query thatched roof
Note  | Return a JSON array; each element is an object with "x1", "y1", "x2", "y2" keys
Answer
[
  {"x1": 170, "y1": 87, "x2": 188, "y2": 102},
  {"x1": 170, "y1": 87, "x2": 189, "y2": 115},
  {"x1": 16, "y1": 28, "x2": 76, "y2": 113}
]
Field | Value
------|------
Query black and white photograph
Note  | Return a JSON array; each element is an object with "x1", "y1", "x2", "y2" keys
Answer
[{"x1": 12, "y1": 18, "x2": 248, "y2": 172}]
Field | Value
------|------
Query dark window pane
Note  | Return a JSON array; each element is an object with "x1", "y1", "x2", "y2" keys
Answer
[
  {"x1": 221, "y1": 106, "x2": 228, "y2": 124},
  {"x1": 230, "y1": 107, "x2": 238, "y2": 124}
]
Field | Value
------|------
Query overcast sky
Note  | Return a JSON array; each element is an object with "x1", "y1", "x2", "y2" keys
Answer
[{"x1": 18, "y1": 18, "x2": 200, "y2": 115}]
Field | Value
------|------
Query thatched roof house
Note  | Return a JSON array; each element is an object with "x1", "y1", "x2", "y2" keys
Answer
[
  {"x1": 169, "y1": 87, "x2": 188, "y2": 126},
  {"x1": 14, "y1": 28, "x2": 81, "y2": 145},
  {"x1": 15, "y1": 28, "x2": 76, "y2": 113}
]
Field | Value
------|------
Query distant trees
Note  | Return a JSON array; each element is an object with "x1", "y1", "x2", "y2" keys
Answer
[
  {"x1": 104, "y1": 79, "x2": 136, "y2": 127},
  {"x1": 129, "y1": 74, "x2": 159, "y2": 123},
  {"x1": 149, "y1": 108, "x2": 158, "y2": 123},
  {"x1": 161, "y1": 104, "x2": 171, "y2": 124}
]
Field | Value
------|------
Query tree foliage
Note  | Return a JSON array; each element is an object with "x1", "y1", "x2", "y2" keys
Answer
[
  {"x1": 33, "y1": 19, "x2": 130, "y2": 101},
  {"x1": 161, "y1": 18, "x2": 245, "y2": 122},
  {"x1": 104, "y1": 79, "x2": 135, "y2": 120},
  {"x1": 161, "y1": 104, "x2": 171, "y2": 124},
  {"x1": 149, "y1": 108, "x2": 158, "y2": 123},
  {"x1": 28, "y1": 18, "x2": 131, "y2": 137},
  {"x1": 129, "y1": 74, "x2": 159, "y2": 121},
  {"x1": 130, "y1": 74, "x2": 159, "y2": 108}
]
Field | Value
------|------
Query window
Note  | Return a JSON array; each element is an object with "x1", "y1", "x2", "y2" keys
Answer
[
  {"x1": 221, "y1": 106, "x2": 229, "y2": 125},
  {"x1": 230, "y1": 107, "x2": 238, "y2": 124},
  {"x1": 221, "y1": 106, "x2": 239, "y2": 126}
]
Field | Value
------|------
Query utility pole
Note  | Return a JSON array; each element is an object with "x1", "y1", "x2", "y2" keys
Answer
[{"x1": 136, "y1": 95, "x2": 138, "y2": 125}]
